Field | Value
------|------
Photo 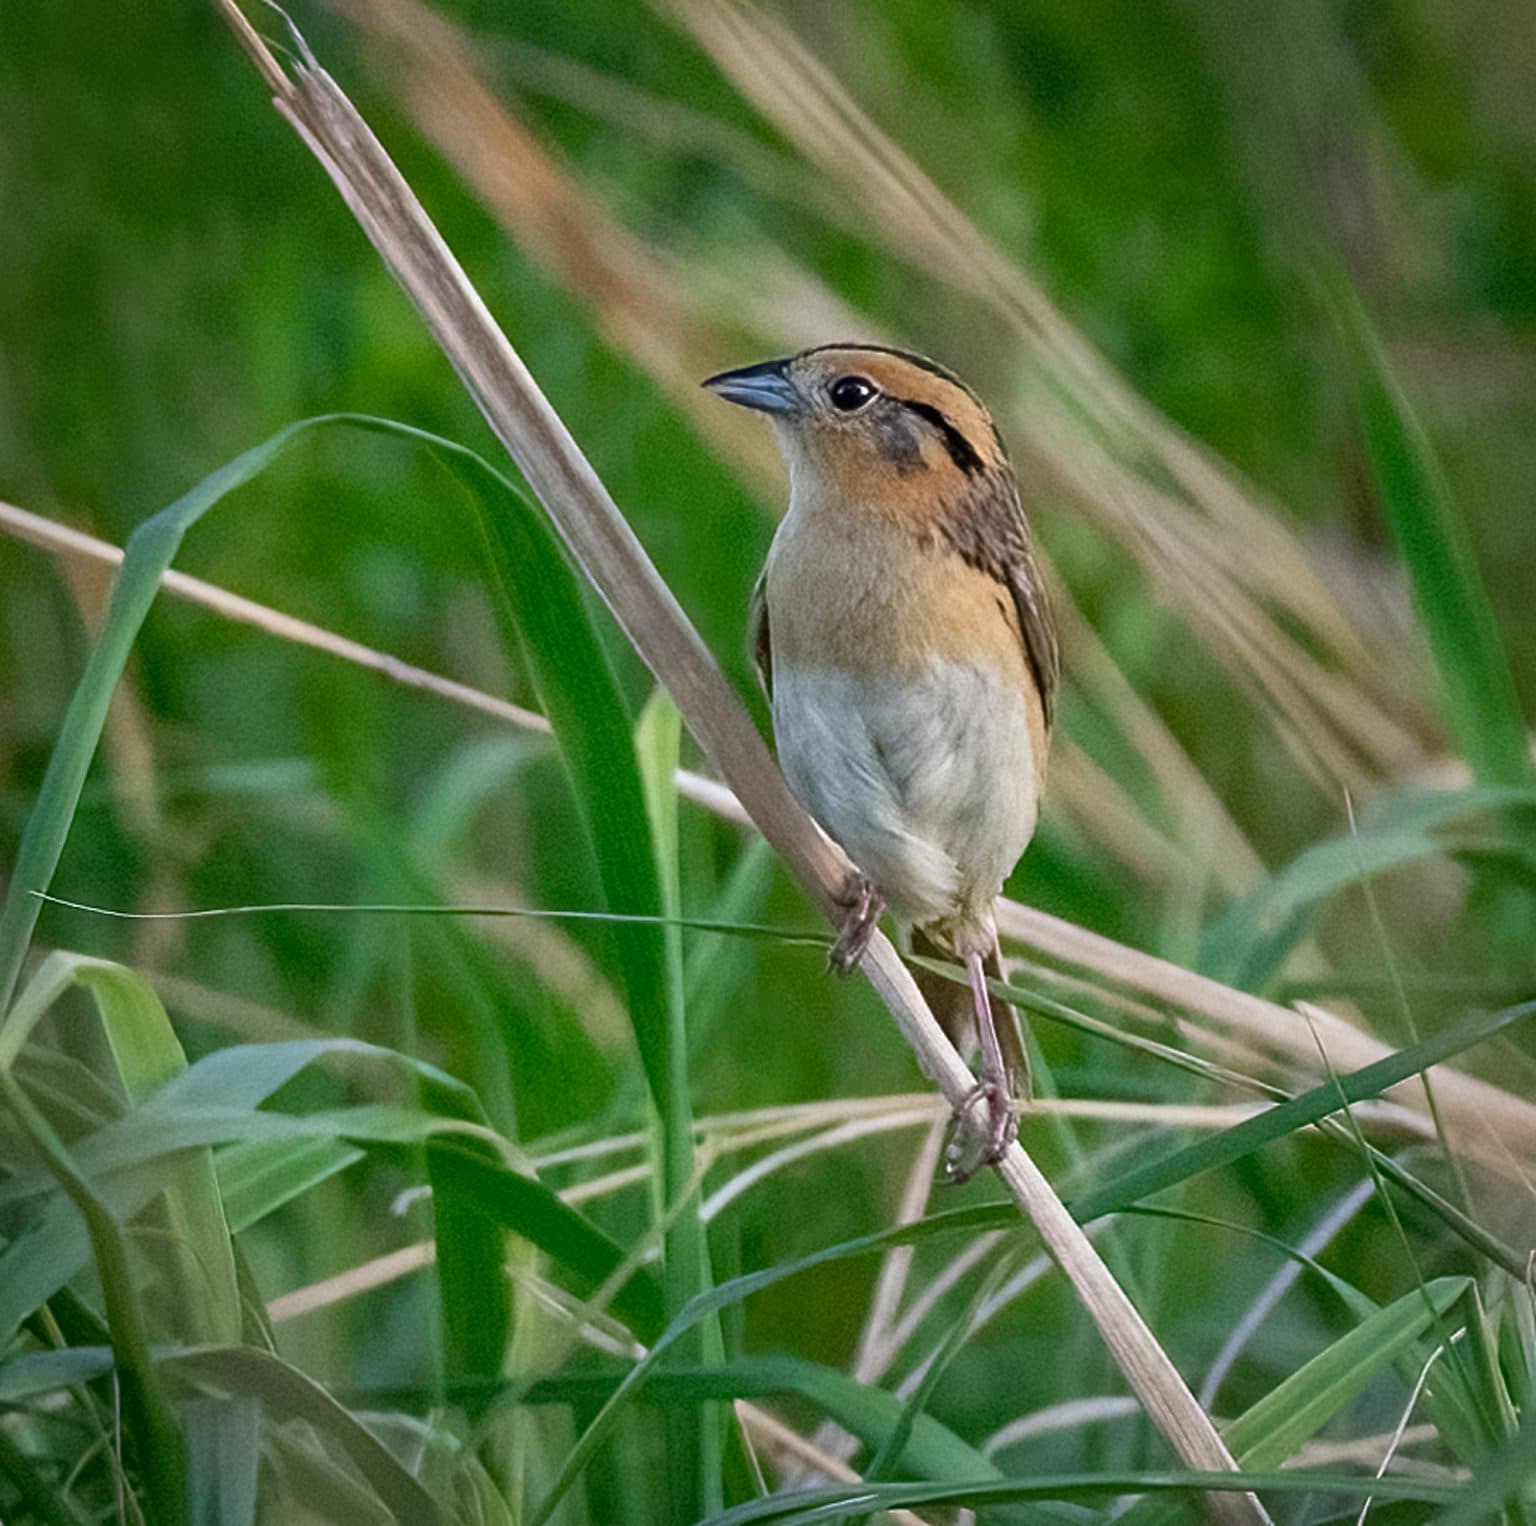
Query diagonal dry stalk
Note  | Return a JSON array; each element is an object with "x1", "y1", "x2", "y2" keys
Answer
[{"x1": 209, "y1": 4, "x2": 1266, "y2": 1514}]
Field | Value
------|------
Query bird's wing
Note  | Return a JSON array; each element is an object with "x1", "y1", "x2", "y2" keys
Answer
[
  {"x1": 1003, "y1": 528, "x2": 1059, "y2": 728},
  {"x1": 748, "y1": 569, "x2": 773, "y2": 699},
  {"x1": 942, "y1": 472, "x2": 1059, "y2": 727}
]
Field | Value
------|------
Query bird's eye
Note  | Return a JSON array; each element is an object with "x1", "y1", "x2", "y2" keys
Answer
[{"x1": 828, "y1": 375, "x2": 876, "y2": 412}]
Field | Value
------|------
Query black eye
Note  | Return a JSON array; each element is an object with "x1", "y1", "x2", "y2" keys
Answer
[{"x1": 829, "y1": 375, "x2": 876, "y2": 412}]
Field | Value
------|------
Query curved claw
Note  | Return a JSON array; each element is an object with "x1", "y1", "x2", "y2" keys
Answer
[
  {"x1": 827, "y1": 871, "x2": 883, "y2": 977},
  {"x1": 942, "y1": 1077, "x2": 1018, "y2": 1185}
]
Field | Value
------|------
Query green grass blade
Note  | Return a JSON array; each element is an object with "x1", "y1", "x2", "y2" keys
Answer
[
  {"x1": 0, "y1": 1038, "x2": 654, "y2": 1349},
  {"x1": 684, "y1": 836, "x2": 779, "y2": 1042},
  {"x1": 443, "y1": 424, "x2": 717, "y2": 1503},
  {"x1": 690, "y1": 1471, "x2": 1462, "y2": 1523},
  {"x1": 82, "y1": 959, "x2": 242, "y2": 1348},
  {"x1": 1121, "y1": 1277, "x2": 1471, "y2": 1525},
  {"x1": 0, "y1": 1035, "x2": 487, "y2": 1212},
  {"x1": 1069, "y1": 998, "x2": 1536, "y2": 1224},
  {"x1": 215, "y1": 1138, "x2": 366, "y2": 1234},
  {"x1": 0, "y1": 1421, "x2": 90, "y2": 1526},
  {"x1": 1331, "y1": 275, "x2": 1531, "y2": 788},
  {"x1": 0, "y1": 416, "x2": 350, "y2": 1022},
  {"x1": 1203, "y1": 787, "x2": 1536, "y2": 986},
  {"x1": 636, "y1": 684, "x2": 720, "y2": 1514},
  {"x1": 185, "y1": 1397, "x2": 260, "y2": 1526},
  {"x1": 528, "y1": 1202, "x2": 1011, "y2": 1524},
  {"x1": 448, "y1": 445, "x2": 678, "y2": 1118},
  {"x1": 170, "y1": 1347, "x2": 444, "y2": 1525},
  {"x1": 0, "y1": 954, "x2": 241, "y2": 1515},
  {"x1": 428, "y1": 1137, "x2": 513, "y2": 1400},
  {"x1": 0, "y1": 1070, "x2": 186, "y2": 1521},
  {"x1": 1435, "y1": 1397, "x2": 1536, "y2": 1526},
  {"x1": 528, "y1": 1354, "x2": 1003, "y2": 1484},
  {"x1": 863, "y1": 1253, "x2": 1015, "y2": 1486},
  {"x1": 0, "y1": 1346, "x2": 115, "y2": 1402},
  {"x1": 424, "y1": 1138, "x2": 664, "y2": 1341}
]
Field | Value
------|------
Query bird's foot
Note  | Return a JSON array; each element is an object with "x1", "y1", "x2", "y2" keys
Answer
[
  {"x1": 827, "y1": 871, "x2": 884, "y2": 977},
  {"x1": 942, "y1": 1074, "x2": 1018, "y2": 1185}
]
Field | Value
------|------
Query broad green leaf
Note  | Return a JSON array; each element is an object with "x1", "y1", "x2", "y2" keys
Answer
[
  {"x1": 0, "y1": 1345, "x2": 114, "y2": 1401},
  {"x1": 216, "y1": 1137, "x2": 366, "y2": 1234}
]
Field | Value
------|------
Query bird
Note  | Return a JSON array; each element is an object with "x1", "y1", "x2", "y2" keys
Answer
[{"x1": 703, "y1": 343, "x2": 1058, "y2": 1180}]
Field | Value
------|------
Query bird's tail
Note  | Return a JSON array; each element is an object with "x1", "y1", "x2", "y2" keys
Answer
[{"x1": 909, "y1": 927, "x2": 1030, "y2": 1098}]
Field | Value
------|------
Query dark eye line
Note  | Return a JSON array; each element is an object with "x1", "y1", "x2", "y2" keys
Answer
[{"x1": 895, "y1": 398, "x2": 986, "y2": 475}]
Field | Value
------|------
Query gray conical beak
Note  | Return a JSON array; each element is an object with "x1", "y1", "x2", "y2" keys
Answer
[{"x1": 701, "y1": 358, "x2": 801, "y2": 415}]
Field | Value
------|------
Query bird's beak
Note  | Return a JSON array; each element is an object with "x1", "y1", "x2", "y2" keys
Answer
[{"x1": 701, "y1": 358, "x2": 801, "y2": 415}]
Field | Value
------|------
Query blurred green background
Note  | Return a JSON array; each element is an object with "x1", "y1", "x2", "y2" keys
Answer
[{"x1": 2, "y1": 1, "x2": 1534, "y2": 1520}]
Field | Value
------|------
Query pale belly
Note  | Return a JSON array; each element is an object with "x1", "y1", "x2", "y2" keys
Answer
[{"x1": 772, "y1": 660, "x2": 1039, "y2": 933}]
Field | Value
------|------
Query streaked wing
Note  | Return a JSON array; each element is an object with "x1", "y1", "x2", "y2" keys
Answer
[
  {"x1": 1004, "y1": 532, "x2": 1058, "y2": 727},
  {"x1": 940, "y1": 470, "x2": 1058, "y2": 727}
]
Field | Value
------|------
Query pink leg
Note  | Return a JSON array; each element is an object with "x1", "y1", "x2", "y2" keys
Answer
[
  {"x1": 827, "y1": 870, "x2": 884, "y2": 977},
  {"x1": 943, "y1": 949, "x2": 1018, "y2": 1183}
]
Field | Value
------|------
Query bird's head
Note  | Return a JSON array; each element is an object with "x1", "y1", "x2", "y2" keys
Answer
[{"x1": 702, "y1": 344, "x2": 1009, "y2": 518}]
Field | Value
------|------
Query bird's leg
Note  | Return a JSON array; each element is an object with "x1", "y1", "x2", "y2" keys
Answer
[
  {"x1": 944, "y1": 948, "x2": 1019, "y2": 1183},
  {"x1": 827, "y1": 869, "x2": 884, "y2": 976}
]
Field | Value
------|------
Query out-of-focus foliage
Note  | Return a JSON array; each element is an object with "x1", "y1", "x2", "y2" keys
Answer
[{"x1": 2, "y1": 1, "x2": 1534, "y2": 1520}]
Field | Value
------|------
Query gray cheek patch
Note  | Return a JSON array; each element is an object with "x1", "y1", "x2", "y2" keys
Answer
[{"x1": 870, "y1": 405, "x2": 927, "y2": 474}]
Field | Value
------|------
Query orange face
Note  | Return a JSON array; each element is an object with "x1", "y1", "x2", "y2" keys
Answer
[{"x1": 704, "y1": 344, "x2": 1011, "y2": 533}]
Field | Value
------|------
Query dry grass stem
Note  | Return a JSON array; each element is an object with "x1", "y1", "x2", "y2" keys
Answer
[
  {"x1": 984, "y1": 1396, "x2": 1143, "y2": 1456},
  {"x1": 732, "y1": 1402, "x2": 929, "y2": 1526},
  {"x1": 267, "y1": 1239, "x2": 436, "y2": 1321},
  {"x1": 209, "y1": 5, "x2": 1266, "y2": 1510},
  {"x1": 994, "y1": 897, "x2": 1536, "y2": 1169}
]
